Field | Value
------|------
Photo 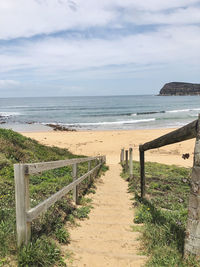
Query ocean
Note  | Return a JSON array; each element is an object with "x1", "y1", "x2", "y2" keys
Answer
[{"x1": 0, "y1": 95, "x2": 200, "y2": 131}]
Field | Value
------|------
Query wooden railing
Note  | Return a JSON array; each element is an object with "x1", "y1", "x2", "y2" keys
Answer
[
  {"x1": 139, "y1": 118, "x2": 198, "y2": 198},
  {"x1": 120, "y1": 114, "x2": 200, "y2": 257},
  {"x1": 120, "y1": 147, "x2": 133, "y2": 179},
  {"x1": 14, "y1": 155, "x2": 106, "y2": 247}
]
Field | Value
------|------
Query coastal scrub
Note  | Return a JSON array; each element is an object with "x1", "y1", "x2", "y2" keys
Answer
[
  {"x1": 122, "y1": 161, "x2": 200, "y2": 266},
  {"x1": 0, "y1": 128, "x2": 107, "y2": 266}
]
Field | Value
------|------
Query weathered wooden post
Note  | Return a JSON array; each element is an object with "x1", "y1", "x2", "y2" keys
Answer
[
  {"x1": 120, "y1": 149, "x2": 123, "y2": 163},
  {"x1": 95, "y1": 158, "x2": 98, "y2": 177},
  {"x1": 184, "y1": 114, "x2": 200, "y2": 256},
  {"x1": 129, "y1": 147, "x2": 133, "y2": 179},
  {"x1": 121, "y1": 148, "x2": 125, "y2": 164},
  {"x1": 72, "y1": 163, "x2": 78, "y2": 204},
  {"x1": 139, "y1": 146, "x2": 145, "y2": 198},
  {"x1": 14, "y1": 164, "x2": 31, "y2": 247},
  {"x1": 125, "y1": 150, "x2": 129, "y2": 172},
  {"x1": 88, "y1": 160, "x2": 92, "y2": 184}
]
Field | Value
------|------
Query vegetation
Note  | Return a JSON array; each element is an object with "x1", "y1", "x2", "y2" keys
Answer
[
  {"x1": 0, "y1": 128, "x2": 107, "y2": 266},
  {"x1": 121, "y1": 161, "x2": 200, "y2": 267}
]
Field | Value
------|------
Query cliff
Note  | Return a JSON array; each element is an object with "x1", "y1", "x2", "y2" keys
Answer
[{"x1": 159, "y1": 82, "x2": 200, "y2": 96}]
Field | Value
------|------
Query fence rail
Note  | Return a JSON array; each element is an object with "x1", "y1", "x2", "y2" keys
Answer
[
  {"x1": 120, "y1": 114, "x2": 200, "y2": 257},
  {"x1": 140, "y1": 119, "x2": 198, "y2": 152},
  {"x1": 139, "y1": 118, "x2": 198, "y2": 198},
  {"x1": 14, "y1": 155, "x2": 106, "y2": 247}
]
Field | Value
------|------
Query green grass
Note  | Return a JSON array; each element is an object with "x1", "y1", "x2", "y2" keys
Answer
[
  {"x1": 18, "y1": 236, "x2": 64, "y2": 267},
  {"x1": 0, "y1": 128, "x2": 107, "y2": 266},
  {"x1": 122, "y1": 161, "x2": 200, "y2": 267}
]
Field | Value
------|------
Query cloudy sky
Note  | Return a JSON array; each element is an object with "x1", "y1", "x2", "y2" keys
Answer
[{"x1": 0, "y1": 0, "x2": 200, "y2": 97}]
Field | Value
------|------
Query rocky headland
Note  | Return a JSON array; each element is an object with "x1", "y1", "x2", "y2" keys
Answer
[{"x1": 159, "y1": 82, "x2": 200, "y2": 96}]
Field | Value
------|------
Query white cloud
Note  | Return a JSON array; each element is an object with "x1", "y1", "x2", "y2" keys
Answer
[
  {"x1": 115, "y1": 0, "x2": 200, "y2": 11},
  {"x1": 0, "y1": 25, "x2": 199, "y2": 79},
  {"x1": 125, "y1": 7, "x2": 200, "y2": 25},
  {"x1": 0, "y1": 0, "x2": 200, "y2": 95},
  {"x1": 0, "y1": 79, "x2": 20, "y2": 88},
  {"x1": 0, "y1": 0, "x2": 115, "y2": 40},
  {"x1": 0, "y1": 0, "x2": 200, "y2": 39}
]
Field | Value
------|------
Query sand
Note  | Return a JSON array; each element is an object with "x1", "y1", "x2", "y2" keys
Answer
[
  {"x1": 21, "y1": 128, "x2": 195, "y2": 266},
  {"x1": 63, "y1": 164, "x2": 147, "y2": 266},
  {"x1": 22, "y1": 128, "x2": 195, "y2": 167}
]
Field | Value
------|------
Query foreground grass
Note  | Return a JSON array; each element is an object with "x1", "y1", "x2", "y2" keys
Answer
[
  {"x1": 0, "y1": 128, "x2": 107, "y2": 266},
  {"x1": 121, "y1": 161, "x2": 200, "y2": 267}
]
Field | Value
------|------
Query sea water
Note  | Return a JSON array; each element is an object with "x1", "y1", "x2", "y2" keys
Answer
[{"x1": 0, "y1": 95, "x2": 200, "y2": 131}]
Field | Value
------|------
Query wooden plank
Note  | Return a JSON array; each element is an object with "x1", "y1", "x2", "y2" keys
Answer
[
  {"x1": 121, "y1": 148, "x2": 124, "y2": 163},
  {"x1": 184, "y1": 114, "x2": 200, "y2": 256},
  {"x1": 129, "y1": 148, "x2": 133, "y2": 179},
  {"x1": 26, "y1": 156, "x2": 102, "y2": 175},
  {"x1": 140, "y1": 149, "x2": 145, "y2": 198},
  {"x1": 120, "y1": 149, "x2": 123, "y2": 163},
  {"x1": 72, "y1": 163, "x2": 78, "y2": 204},
  {"x1": 88, "y1": 160, "x2": 92, "y2": 183},
  {"x1": 194, "y1": 114, "x2": 200, "y2": 166},
  {"x1": 125, "y1": 150, "x2": 128, "y2": 172},
  {"x1": 26, "y1": 163, "x2": 102, "y2": 222},
  {"x1": 14, "y1": 164, "x2": 31, "y2": 247},
  {"x1": 140, "y1": 119, "x2": 197, "y2": 152}
]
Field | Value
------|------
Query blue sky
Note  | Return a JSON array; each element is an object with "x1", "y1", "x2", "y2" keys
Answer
[{"x1": 0, "y1": 0, "x2": 200, "y2": 97}]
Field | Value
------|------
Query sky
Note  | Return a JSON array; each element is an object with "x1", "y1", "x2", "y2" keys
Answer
[{"x1": 0, "y1": 0, "x2": 200, "y2": 97}]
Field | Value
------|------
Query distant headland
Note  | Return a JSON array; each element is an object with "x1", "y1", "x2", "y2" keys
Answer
[{"x1": 159, "y1": 82, "x2": 200, "y2": 96}]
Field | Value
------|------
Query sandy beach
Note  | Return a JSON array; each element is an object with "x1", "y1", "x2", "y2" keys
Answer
[{"x1": 22, "y1": 128, "x2": 195, "y2": 167}]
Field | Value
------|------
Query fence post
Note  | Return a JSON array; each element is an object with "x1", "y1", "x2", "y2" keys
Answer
[
  {"x1": 125, "y1": 150, "x2": 129, "y2": 172},
  {"x1": 139, "y1": 146, "x2": 145, "y2": 198},
  {"x1": 14, "y1": 164, "x2": 31, "y2": 247},
  {"x1": 121, "y1": 148, "x2": 124, "y2": 164},
  {"x1": 129, "y1": 147, "x2": 133, "y2": 179},
  {"x1": 184, "y1": 114, "x2": 200, "y2": 256},
  {"x1": 72, "y1": 163, "x2": 78, "y2": 204},
  {"x1": 120, "y1": 149, "x2": 123, "y2": 163},
  {"x1": 88, "y1": 160, "x2": 92, "y2": 184}
]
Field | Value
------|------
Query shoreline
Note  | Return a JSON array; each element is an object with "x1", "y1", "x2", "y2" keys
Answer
[
  {"x1": 21, "y1": 127, "x2": 195, "y2": 168},
  {"x1": 0, "y1": 123, "x2": 186, "y2": 133}
]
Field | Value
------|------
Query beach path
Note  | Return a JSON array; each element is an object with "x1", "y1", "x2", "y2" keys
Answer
[
  {"x1": 22, "y1": 129, "x2": 195, "y2": 266},
  {"x1": 22, "y1": 129, "x2": 194, "y2": 266},
  {"x1": 63, "y1": 163, "x2": 146, "y2": 267}
]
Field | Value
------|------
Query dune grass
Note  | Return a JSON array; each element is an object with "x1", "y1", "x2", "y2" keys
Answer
[
  {"x1": 0, "y1": 128, "x2": 107, "y2": 266},
  {"x1": 121, "y1": 161, "x2": 200, "y2": 267}
]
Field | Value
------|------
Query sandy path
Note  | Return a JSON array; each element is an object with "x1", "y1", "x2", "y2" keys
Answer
[{"x1": 64, "y1": 164, "x2": 146, "y2": 267}]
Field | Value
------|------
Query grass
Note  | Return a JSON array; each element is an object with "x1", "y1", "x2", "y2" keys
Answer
[
  {"x1": 122, "y1": 161, "x2": 200, "y2": 267},
  {"x1": 0, "y1": 128, "x2": 107, "y2": 266}
]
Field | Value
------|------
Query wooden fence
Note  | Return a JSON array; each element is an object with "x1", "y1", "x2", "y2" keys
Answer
[
  {"x1": 120, "y1": 114, "x2": 200, "y2": 256},
  {"x1": 120, "y1": 147, "x2": 133, "y2": 178},
  {"x1": 14, "y1": 155, "x2": 106, "y2": 247}
]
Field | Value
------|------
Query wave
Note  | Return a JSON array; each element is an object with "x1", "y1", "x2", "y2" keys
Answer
[
  {"x1": 6, "y1": 106, "x2": 30, "y2": 108},
  {"x1": 61, "y1": 118, "x2": 156, "y2": 126},
  {"x1": 84, "y1": 112, "x2": 137, "y2": 117},
  {"x1": 136, "y1": 111, "x2": 165, "y2": 115},
  {"x1": 0, "y1": 112, "x2": 21, "y2": 117},
  {"x1": 136, "y1": 108, "x2": 200, "y2": 115},
  {"x1": 166, "y1": 108, "x2": 200, "y2": 113},
  {"x1": 81, "y1": 108, "x2": 198, "y2": 117}
]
